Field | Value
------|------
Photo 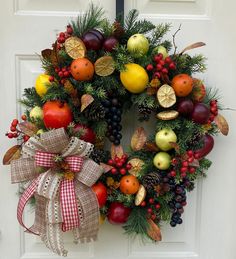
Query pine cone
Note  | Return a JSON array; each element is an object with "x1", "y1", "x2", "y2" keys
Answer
[
  {"x1": 90, "y1": 148, "x2": 110, "y2": 164},
  {"x1": 142, "y1": 172, "x2": 160, "y2": 191},
  {"x1": 112, "y1": 21, "x2": 125, "y2": 39},
  {"x1": 138, "y1": 105, "x2": 152, "y2": 121},
  {"x1": 83, "y1": 103, "x2": 106, "y2": 121}
]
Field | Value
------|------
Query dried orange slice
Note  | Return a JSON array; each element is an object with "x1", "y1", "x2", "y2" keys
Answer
[
  {"x1": 94, "y1": 56, "x2": 115, "y2": 76},
  {"x1": 156, "y1": 110, "x2": 179, "y2": 120},
  {"x1": 65, "y1": 36, "x2": 86, "y2": 59},
  {"x1": 128, "y1": 158, "x2": 145, "y2": 176},
  {"x1": 157, "y1": 84, "x2": 176, "y2": 108}
]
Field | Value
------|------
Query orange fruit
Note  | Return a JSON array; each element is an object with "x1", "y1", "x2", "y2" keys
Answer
[
  {"x1": 119, "y1": 175, "x2": 140, "y2": 195},
  {"x1": 70, "y1": 57, "x2": 94, "y2": 81},
  {"x1": 171, "y1": 74, "x2": 193, "y2": 97}
]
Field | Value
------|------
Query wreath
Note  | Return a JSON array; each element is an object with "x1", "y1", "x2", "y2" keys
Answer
[{"x1": 3, "y1": 4, "x2": 229, "y2": 256}]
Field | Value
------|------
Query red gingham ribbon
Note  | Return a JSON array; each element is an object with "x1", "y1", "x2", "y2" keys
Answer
[
  {"x1": 35, "y1": 151, "x2": 83, "y2": 172},
  {"x1": 17, "y1": 175, "x2": 42, "y2": 235},
  {"x1": 60, "y1": 179, "x2": 80, "y2": 232}
]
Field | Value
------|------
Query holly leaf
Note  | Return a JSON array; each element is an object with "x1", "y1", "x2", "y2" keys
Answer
[
  {"x1": 147, "y1": 219, "x2": 162, "y2": 241},
  {"x1": 18, "y1": 122, "x2": 38, "y2": 137},
  {"x1": 3, "y1": 145, "x2": 21, "y2": 165},
  {"x1": 100, "y1": 163, "x2": 114, "y2": 173},
  {"x1": 111, "y1": 144, "x2": 124, "y2": 159},
  {"x1": 214, "y1": 113, "x2": 229, "y2": 136},
  {"x1": 131, "y1": 127, "x2": 147, "y2": 151},
  {"x1": 180, "y1": 42, "x2": 206, "y2": 55},
  {"x1": 81, "y1": 94, "x2": 94, "y2": 112}
]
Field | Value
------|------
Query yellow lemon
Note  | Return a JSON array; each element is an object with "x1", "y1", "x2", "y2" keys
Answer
[
  {"x1": 35, "y1": 74, "x2": 51, "y2": 97},
  {"x1": 120, "y1": 63, "x2": 149, "y2": 93}
]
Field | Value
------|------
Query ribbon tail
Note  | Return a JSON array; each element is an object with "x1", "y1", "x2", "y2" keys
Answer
[
  {"x1": 17, "y1": 175, "x2": 42, "y2": 235},
  {"x1": 60, "y1": 179, "x2": 80, "y2": 232},
  {"x1": 74, "y1": 181, "x2": 99, "y2": 243}
]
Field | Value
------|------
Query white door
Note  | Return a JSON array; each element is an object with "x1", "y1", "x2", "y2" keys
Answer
[{"x1": 0, "y1": 1, "x2": 236, "y2": 259}]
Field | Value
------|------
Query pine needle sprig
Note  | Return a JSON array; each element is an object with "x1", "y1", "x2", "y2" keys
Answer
[
  {"x1": 71, "y1": 3, "x2": 105, "y2": 37},
  {"x1": 150, "y1": 23, "x2": 172, "y2": 46},
  {"x1": 123, "y1": 207, "x2": 149, "y2": 239},
  {"x1": 113, "y1": 45, "x2": 134, "y2": 71},
  {"x1": 131, "y1": 92, "x2": 157, "y2": 109},
  {"x1": 42, "y1": 83, "x2": 68, "y2": 102},
  {"x1": 20, "y1": 88, "x2": 43, "y2": 108}
]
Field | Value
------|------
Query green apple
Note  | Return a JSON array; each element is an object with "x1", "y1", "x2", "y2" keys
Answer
[
  {"x1": 153, "y1": 152, "x2": 171, "y2": 170},
  {"x1": 127, "y1": 34, "x2": 149, "y2": 57},
  {"x1": 154, "y1": 45, "x2": 168, "y2": 59},
  {"x1": 155, "y1": 128, "x2": 177, "y2": 151},
  {"x1": 30, "y1": 106, "x2": 43, "y2": 120}
]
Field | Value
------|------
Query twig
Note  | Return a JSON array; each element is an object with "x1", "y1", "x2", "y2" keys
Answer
[
  {"x1": 172, "y1": 24, "x2": 182, "y2": 55},
  {"x1": 222, "y1": 107, "x2": 236, "y2": 111}
]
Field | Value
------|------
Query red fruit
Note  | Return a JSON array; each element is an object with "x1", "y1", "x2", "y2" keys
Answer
[
  {"x1": 165, "y1": 57, "x2": 172, "y2": 64},
  {"x1": 12, "y1": 119, "x2": 18, "y2": 127},
  {"x1": 140, "y1": 201, "x2": 146, "y2": 207},
  {"x1": 194, "y1": 134, "x2": 214, "y2": 159},
  {"x1": 13, "y1": 133, "x2": 18, "y2": 138},
  {"x1": 187, "y1": 150, "x2": 194, "y2": 157},
  {"x1": 170, "y1": 170, "x2": 176, "y2": 177},
  {"x1": 181, "y1": 172, "x2": 187, "y2": 178},
  {"x1": 63, "y1": 71, "x2": 70, "y2": 77},
  {"x1": 182, "y1": 161, "x2": 189, "y2": 167},
  {"x1": 108, "y1": 159, "x2": 114, "y2": 165},
  {"x1": 177, "y1": 98, "x2": 194, "y2": 116},
  {"x1": 49, "y1": 76, "x2": 54, "y2": 82},
  {"x1": 111, "y1": 168, "x2": 118, "y2": 174},
  {"x1": 92, "y1": 182, "x2": 108, "y2": 208},
  {"x1": 169, "y1": 62, "x2": 176, "y2": 70},
  {"x1": 23, "y1": 135, "x2": 30, "y2": 142},
  {"x1": 146, "y1": 64, "x2": 154, "y2": 71},
  {"x1": 21, "y1": 114, "x2": 27, "y2": 121},
  {"x1": 73, "y1": 124, "x2": 96, "y2": 144},
  {"x1": 156, "y1": 64, "x2": 163, "y2": 71},
  {"x1": 66, "y1": 25, "x2": 73, "y2": 34},
  {"x1": 147, "y1": 208, "x2": 153, "y2": 214},
  {"x1": 8, "y1": 133, "x2": 13, "y2": 138},
  {"x1": 149, "y1": 198, "x2": 154, "y2": 204},
  {"x1": 116, "y1": 162, "x2": 123, "y2": 168},
  {"x1": 89, "y1": 29, "x2": 104, "y2": 43},
  {"x1": 191, "y1": 103, "x2": 210, "y2": 124},
  {"x1": 126, "y1": 163, "x2": 132, "y2": 170},
  {"x1": 189, "y1": 167, "x2": 196, "y2": 174},
  {"x1": 151, "y1": 214, "x2": 156, "y2": 220},
  {"x1": 107, "y1": 202, "x2": 131, "y2": 224},
  {"x1": 59, "y1": 32, "x2": 65, "y2": 38},
  {"x1": 155, "y1": 203, "x2": 161, "y2": 210},
  {"x1": 154, "y1": 55, "x2": 161, "y2": 62},
  {"x1": 191, "y1": 78, "x2": 206, "y2": 102},
  {"x1": 161, "y1": 68, "x2": 168, "y2": 74},
  {"x1": 10, "y1": 126, "x2": 16, "y2": 132},
  {"x1": 103, "y1": 36, "x2": 119, "y2": 52},
  {"x1": 43, "y1": 101, "x2": 73, "y2": 129},
  {"x1": 187, "y1": 157, "x2": 194, "y2": 163},
  {"x1": 180, "y1": 167, "x2": 188, "y2": 173},
  {"x1": 159, "y1": 60, "x2": 165, "y2": 66},
  {"x1": 58, "y1": 71, "x2": 64, "y2": 77},
  {"x1": 82, "y1": 31, "x2": 103, "y2": 51},
  {"x1": 120, "y1": 168, "x2": 126, "y2": 175}
]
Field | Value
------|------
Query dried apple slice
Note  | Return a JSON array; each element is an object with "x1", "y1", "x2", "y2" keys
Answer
[
  {"x1": 157, "y1": 110, "x2": 179, "y2": 120},
  {"x1": 94, "y1": 56, "x2": 115, "y2": 76},
  {"x1": 128, "y1": 158, "x2": 145, "y2": 176},
  {"x1": 157, "y1": 84, "x2": 176, "y2": 108},
  {"x1": 135, "y1": 185, "x2": 146, "y2": 206},
  {"x1": 65, "y1": 36, "x2": 86, "y2": 59}
]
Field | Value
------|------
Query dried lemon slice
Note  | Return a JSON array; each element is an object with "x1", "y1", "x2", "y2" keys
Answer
[
  {"x1": 135, "y1": 185, "x2": 147, "y2": 206},
  {"x1": 65, "y1": 36, "x2": 86, "y2": 59},
  {"x1": 156, "y1": 110, "x2": 179, "y2": 120},
  {"x1": 95, "y1": 56, "x2": 115, "y2": 76},
  {"x1": 157, "y1": 84, "x2": 176, "y2": 108},
  {"x1": 128, "y1": 158, "x2": 145, "y2": 176}
]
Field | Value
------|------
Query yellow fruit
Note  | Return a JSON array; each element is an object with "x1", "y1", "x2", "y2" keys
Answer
[
  {"x1": 120, "y1": 63, "x2": 149, "y2": 93},
  {"x1": 95, "y1": 56, "x2": 115, "y2": 76},
  {"x1": 35, "y1": 74, "x2": 51, "y2": 97}
]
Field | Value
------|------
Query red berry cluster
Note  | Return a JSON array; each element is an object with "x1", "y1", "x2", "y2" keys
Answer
[
  {"x1": 208, "y1": 99, "x2": 218, "y2": 123},
  {"x1": 108, "y1": 154, "x2": 132, "y2": 175},
  {"x1": 146, "y1": 53, "x2": 176, "y2": 79},
  {"x1": 5, "y1": 116, "x2": 30, "y2": 142},
  {"x1": 57, "y1": 25, "x2": 73, "y2": 44},
  {"x1": 171, "y1": 150, "x2": 199, "y2": 178},
  {"x1": 140, "y1": 198, "x2": 161, "y2": 220},
  {"x1": 54, "y1": 67, "x2": 71, "y2": 84}
]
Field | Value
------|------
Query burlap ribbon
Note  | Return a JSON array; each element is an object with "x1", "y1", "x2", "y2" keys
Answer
[{"x1": 11, "y1": 128, "x2": 103, "y2": 256}]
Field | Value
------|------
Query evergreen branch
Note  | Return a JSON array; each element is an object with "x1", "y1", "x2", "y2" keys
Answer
[
  {"x1": 124, "y1": 9, "x2": 139, "y2": 32},
  {"x1": 20, "y1": 88, "x2": 43, "y2": 108},
  {"x1": 92, "y1": 121, "x2": 107, "y2": 139},
  {"x1": 150, "y1": 23, "x2": 172, "y2": 46},
  {"x1": 71, "y1": 3, "x2": 105, "y2": 37},
  {"x1": 42, "y1": 84, "x2": 68, "y2": 102}
]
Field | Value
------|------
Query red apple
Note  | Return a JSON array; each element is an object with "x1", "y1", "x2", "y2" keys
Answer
[
  {"x1": 73, "y1": 124, "x2": 96, "y2": 144},
  {"x1": 43, "y1": 100, "x2": 73, "y2": 129},
  {"x1": 103, "y1": 36, "x2": 119, "y2": 52},
  {"x1": 195, "y1": 134, "x2": 214, "y2": 159},
  {"x1": 82, "y1": 30, "x2": 104, "y2": 51},
  {"x1": 177, "y1": 98, "x2": 194, "y2": 116},
  {"x1": 89, "y1": 29, "x2": 104, "y2": 43},
  {"x1": 92, "y1": 182, "x2": 108, "y2": 208},
  {"x1": 107, "y1": 202, "x2": 131, "y2": 224},
  {"x1": 191, "y1": 103, "x2": 210, "y2": 124}
]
